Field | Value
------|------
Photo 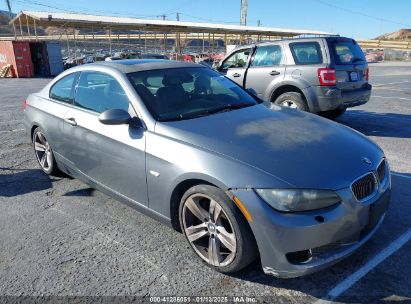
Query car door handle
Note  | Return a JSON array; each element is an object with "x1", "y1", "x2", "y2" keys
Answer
[
  {"x1": 233, "y1": 73, "x2": 241, "y2": 77},
  {"x1": 269, "y1": 70, "x2": 281, "y2": 76},
  {"x1": 64, "y1": 117, "x2": 77, "y2": 126}
]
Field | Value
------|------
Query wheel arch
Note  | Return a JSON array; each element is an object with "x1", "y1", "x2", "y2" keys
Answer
[
  {"x1": 30, "y1": 123, "x2": 40, "y2": 141},
  {"x1": 271, "y1": 84, "x2": 306, "y2": 103},
  {"x1": 169, "y1": 174, "x2": 226, "y2": 231},
  {"x1": 168, "y1": 173, "x2": 254, "y2": 234}
]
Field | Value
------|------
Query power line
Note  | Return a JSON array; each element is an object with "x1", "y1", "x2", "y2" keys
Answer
[
  {"x1": 161, "y1": 0, "x2": 193, "y2": 16},
  {"x1": 15, "y1": 0, "x2": 160, "y2": 19},
  {"x1": 179, "y1": 12, "x2": 239, "y2": 24},
  {"x1": 315, "y1": 0, "x2": 411, "y2": 28}
]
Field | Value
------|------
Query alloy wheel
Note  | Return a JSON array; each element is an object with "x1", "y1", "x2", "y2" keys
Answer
[
  {"x1": 182, "y1": 193, "x2": 237, "y2": 267},
  {"x1": 34, "y1": 131, "x2": 52, "y2": 171}
]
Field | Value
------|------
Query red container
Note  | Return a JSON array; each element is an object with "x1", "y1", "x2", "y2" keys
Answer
[{"x1": 0, "y1": 41, "x2": 33, "y2": 78}]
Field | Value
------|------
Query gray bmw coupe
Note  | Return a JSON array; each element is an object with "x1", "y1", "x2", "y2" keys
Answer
[{"x1": 24, "y1": 60, "x2": 391, "y2": 278}]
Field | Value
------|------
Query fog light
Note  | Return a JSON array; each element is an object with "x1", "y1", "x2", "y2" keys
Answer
[{"x1": 286, "y1": 249, "x2": 313, "y2": 264}]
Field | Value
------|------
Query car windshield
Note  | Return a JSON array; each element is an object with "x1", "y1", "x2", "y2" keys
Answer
[
  {"x1": 330, "y1": 39, "x2": 366, "y2": 65},
  {"x1": 127, "y1": 67, "x2": 259, "y2": 121}
]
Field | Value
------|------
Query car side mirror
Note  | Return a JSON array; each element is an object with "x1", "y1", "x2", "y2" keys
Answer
[
  {"x1": 129, "y1": 116, "x2": 144, "y2": 129},
  {"x1": 216, "y1": 63, "x2": 225, "y2": 71},
  {"x1": 98, "y1": 109, "x2": 132, "y2": 125}
]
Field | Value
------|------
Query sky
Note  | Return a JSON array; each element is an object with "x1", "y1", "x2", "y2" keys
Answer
[{"x1": 2, "y1": 0, "x2": 411, "y2": 39}]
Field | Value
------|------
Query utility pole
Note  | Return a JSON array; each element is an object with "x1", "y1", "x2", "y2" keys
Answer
[
  {"x1": 160, "y1": 14, "x2": 166, "y2": 20},
  {"x1": 5, "y1": 0, "x2": 12, "y2": 16},
  {"x1": 240, "y1": 0, "x2": 248, "y2": 26},
  {"x1": 257, "y1": 20, "x2": 261, "y2": 27},
  {"x1": 176, "y1": 12, "x2": 180, "y2": 21}
]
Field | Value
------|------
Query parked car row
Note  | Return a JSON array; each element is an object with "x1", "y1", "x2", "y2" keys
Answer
[{"x1": 24, "y1": 48, "x2": 390, "y2": 278}]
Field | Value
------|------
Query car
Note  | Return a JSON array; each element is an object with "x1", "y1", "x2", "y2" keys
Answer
[
  {"x1": 216, "y1": 37, "x2": 372, "y2": 119},
  {"x1": 140, "y1": 53, "x2": 169, "y2": 60},
  {"x1": 24, "y1": 59, "x2": 390, "y2": 278}
]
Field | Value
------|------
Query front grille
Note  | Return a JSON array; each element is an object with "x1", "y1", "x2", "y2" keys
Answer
[
  {"x1": 351, "y1": 173, "x2": 377, "y2": 201},
  {"x1": 377, "y1": 159, "x2": 386, "y2": 183}
]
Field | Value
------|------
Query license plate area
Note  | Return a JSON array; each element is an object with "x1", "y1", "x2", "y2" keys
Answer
[{"x1": 350, "y1": 71, "x2": 359, "y2": 81}]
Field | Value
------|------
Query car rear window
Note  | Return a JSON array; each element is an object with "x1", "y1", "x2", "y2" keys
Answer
[
  {"x1": 330, "y1": 39, "x2": 366, "y2": 65},
  {"x1": 290, "y1": 42, "x2": 323, "y2": 65}
]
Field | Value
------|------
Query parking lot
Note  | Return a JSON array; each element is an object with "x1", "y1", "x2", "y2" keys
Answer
[{"x1": 0, "y1": 62, "x2": 410, "y2": 303}]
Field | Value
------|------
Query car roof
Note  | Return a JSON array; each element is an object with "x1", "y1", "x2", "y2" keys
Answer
[
  {"x1": 234, "y1": 35, "x2": 345, "y2": 49},
  {"x1": 89, "y1": 59, "x2": 201, "y2": 73}
]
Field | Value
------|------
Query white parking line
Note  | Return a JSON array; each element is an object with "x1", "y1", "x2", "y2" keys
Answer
[
  {"x1": 392, "y1": 173, "x2": 411, "y2": 179},
  {"x1": 314, "y1": 228, "x2": 411, "y2": 304},
  {"x1": 345, "y1": 111, "x2": 411, "y2": 122},
  {"x1": 372, "y1": 95, "x2": 411, "y2": 101},
  {"x1": 373, "y1": 87, "x2": 411, "y2": 92},
  {"x1": 372, "y1": 81, "x2": 410, "y2": 87}
]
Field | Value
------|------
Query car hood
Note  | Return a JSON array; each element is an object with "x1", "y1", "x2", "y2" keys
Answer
[{"x1": 155, "y1": 105, "x2": 383, "y2": 189}]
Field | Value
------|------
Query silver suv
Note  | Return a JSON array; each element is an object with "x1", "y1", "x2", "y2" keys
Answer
[{"x1": 217, "y1": 37, "x2": 371, "y2": 118}]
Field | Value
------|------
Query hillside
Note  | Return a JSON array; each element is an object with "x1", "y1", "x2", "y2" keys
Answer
[
  {"x1": 376, "y1": 29, "x2": 411, "y2": 40},
  {"x1": 0, "y1": 11, "x2": 13, "y2": 35}
]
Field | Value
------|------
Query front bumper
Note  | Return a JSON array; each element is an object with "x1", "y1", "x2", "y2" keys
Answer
[
  {"x1": 305, "y1": 84, "x2": 372, "y2": 112},
  {"x1": 231, "y1": 183, "x2": 390, "y2": 278}
]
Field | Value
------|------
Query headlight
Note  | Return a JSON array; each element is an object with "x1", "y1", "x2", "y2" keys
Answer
[{"x1": 255, "y1": 189, "x2": 341, "y2": 212}]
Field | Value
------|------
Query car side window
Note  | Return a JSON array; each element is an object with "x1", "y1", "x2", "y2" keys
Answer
[
  {"x1": 49, "y1": 73, "x2": 78, "y2": 103},
  {"x1": 74, "y1": 72, "x2": 131, "y2": 114},
  {"x1": 251, "y1": 45, "x2": 283, "y2": 67},
  {"x1": 290, "y1": 42, "x2": 323, "y2": 65},
  {"x1": 221, "y1": 48, "x2": 251, "y2": 69}
]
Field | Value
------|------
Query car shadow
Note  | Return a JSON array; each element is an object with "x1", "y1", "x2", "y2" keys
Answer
[
  {"x1": 0, "y1": 167, "x2": 59, "y2": 197},
  {"x1": 336, "y1": 110, "x2": 411, "y2": 139},
  {"x1": 63, "y1": 187, "x2": 96, "y2": 197}
]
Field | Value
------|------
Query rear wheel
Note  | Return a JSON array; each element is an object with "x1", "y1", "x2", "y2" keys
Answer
[
  {"x1": 179, "y1": 184, "x2": 257, "y2": 273},
  {"x1": 319, "y1": 108, "x2": 346, "y2": 119},
  {"x1": 273, "y1": 92, "x2": 308, "y2": 111},
  {"x1": 33, "y1": 127, "x2": 60, "y2": 175}
]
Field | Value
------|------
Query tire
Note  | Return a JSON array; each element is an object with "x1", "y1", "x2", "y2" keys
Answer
[
  {"x1": 32, "y1": 127, "x2": 61, "y2": 176},
  {"x1": 179, "y1": 184, "x2": 258, "y2": 273},
  {"x1": 319, "y1": 108, "x2": 346, "y2": 119},
  {"x1": 273, "y1": 92, "x2": 308, "y2": 111}
]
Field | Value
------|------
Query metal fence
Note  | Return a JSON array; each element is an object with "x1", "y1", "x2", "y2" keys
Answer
[{"x1": 357, "y1": 39, "x2": 411, "y2": 51}]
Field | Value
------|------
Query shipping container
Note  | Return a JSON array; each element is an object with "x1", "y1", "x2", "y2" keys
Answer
[
  {"x1": 0, "y1": 41, "x2": 33, "y2": 78},
  {"x1": 46, "y1": 42, "x2": 64, "y2": 76},
  {"x1": 29, "y1": 41, "x2": 64, "y2": 77}
]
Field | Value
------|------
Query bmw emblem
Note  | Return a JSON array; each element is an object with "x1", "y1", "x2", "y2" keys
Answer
[{"x1": 362, "y1": 157, "x2": 372, "y2": 165}]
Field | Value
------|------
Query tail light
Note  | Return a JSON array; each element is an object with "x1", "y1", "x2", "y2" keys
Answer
[
  {"x1": 23, "y1": 99, "x2": 27, "y2": 111},
  {"x1": 318, "y1": 68, "x2": 337, "y2": 86},
  {"x1": 365, "y1": 67, "x2": 369, "y2": 81}
]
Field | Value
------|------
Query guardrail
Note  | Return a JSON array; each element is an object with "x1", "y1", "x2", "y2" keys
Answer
[{"x1": 357, "y1": 39, "x2": 411, "y2": 51}]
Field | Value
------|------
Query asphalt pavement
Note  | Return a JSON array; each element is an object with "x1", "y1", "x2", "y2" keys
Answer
[{"x1": 0, "y1": 62, "x2": 410, "y2": 303}]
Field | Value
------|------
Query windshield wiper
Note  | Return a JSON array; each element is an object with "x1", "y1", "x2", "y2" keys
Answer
[
  {"x1": 157, "y1": 102, "x2": 256, "y2": 122},
  {"x1": 207, "y1": 102, "x2": 256, "y2": 114},
  {"x1": 157, "y1": 111, "x2": 212, "y2": 122}
]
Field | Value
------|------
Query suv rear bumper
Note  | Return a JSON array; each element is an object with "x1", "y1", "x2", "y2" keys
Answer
[{"x1": 305, "y1": 84, "x2": 372, "y2": 112}]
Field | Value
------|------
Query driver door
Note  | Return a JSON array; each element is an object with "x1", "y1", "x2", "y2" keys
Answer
[
  {"x1": 218, "y1": 48, "x2": 252, "y2": 87},
  {"x1": 62, "y1": 71, "x2": 148, "y2": 206}
]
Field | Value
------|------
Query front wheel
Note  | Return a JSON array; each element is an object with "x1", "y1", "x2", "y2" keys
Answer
[{"x1": 179, "y1": 184, "x2": 257, "y2": 273}]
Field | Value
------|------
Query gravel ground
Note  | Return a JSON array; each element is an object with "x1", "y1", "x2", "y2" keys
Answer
[{"x1": 0, "y1": 62, "x2": 410, "y2": 303}]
